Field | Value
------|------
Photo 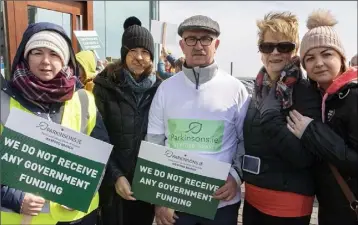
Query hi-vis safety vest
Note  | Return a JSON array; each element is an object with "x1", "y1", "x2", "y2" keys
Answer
[{"x1": 0, "y1": 89, "x2": 99, "y2": 225}]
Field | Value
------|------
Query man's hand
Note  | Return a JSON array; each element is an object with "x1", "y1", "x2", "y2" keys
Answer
[
  {"x1": 287, "y1": 110, "x2": 313, "y2": 139},
  {"x1": 20, "y1": 193, "x2": 45, "y2": 216},
  {"x1": 115, "y1": 176, "x2": 136, "y2": 201},
  {"x1": 213, "y1": 174, "x2": 238, "y2": 201},
  {"x1": 155, "y1": 206, "x2": 178, "y2": 225}
]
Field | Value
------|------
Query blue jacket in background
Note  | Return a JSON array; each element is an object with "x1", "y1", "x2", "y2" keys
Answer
[
  {"x1": 1, "y1": 22, "x2": 109, "y2": 213},
  {"x1": 157, "y1": 54, "x2": 176, "y2": 80}
]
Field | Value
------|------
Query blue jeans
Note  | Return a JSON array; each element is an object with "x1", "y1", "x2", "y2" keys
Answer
[{"x1": 174, "y1": 202, "x2": 240, "y2": 225}]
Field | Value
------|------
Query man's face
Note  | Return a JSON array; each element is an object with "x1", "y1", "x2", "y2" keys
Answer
[{"x1": 179, "y1": 30, "x2": 219, "y2": 67}]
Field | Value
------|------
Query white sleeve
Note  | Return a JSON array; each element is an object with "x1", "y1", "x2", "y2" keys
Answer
[
  {"x1": 230, "y1": 81, "x2": 251, "y2": 185},
  {"x1": 147, "y1": 84, "x2": 165, "y2": 135}
]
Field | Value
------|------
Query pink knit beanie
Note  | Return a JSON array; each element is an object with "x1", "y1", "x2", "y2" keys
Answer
[{"x1": 300, "y1": 10, "x2": 346, "y2": 69}]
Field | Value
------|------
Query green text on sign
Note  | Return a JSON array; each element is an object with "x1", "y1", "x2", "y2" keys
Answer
[{"x1": 167, "y1": 119, "x2": 224, "y2": 152}]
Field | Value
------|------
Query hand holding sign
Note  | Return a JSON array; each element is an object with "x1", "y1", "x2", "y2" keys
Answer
[
  {"x1": 213, "y1": 174, "x2": 238, "y2": 201},
  {"x1": 20, "y1": 193, "x2": 45, "y2": 216},
  {"x1": 155, "y1": 206, "x2": 178, "y2": 225},
  {"x1": 115, "y1": 176, "x2": 136, "y2": 201},
  {"x1": 0, "y1": 109, "x2": 113, "y2": 212},
  {"x1": 151, "y1": 20, "x2": 178, "y2": 46}
]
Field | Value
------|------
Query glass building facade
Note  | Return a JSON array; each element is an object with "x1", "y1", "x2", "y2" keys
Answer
[
  {"x1": 93, "y1": 1, "x2": 159, "y2": 61},
  {"x1": 0, "y1": 1, "x2": 159, "y2": 79}
]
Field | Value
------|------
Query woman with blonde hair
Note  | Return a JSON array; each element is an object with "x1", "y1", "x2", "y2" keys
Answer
[
  {"x1": 242, "y1": 11, "x2": 321, "y2": 225},
  {"x1": 286, "y1": 10, "x2": 358, "y2": 225}
]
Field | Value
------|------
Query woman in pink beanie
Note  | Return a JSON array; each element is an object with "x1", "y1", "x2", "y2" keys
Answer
[{"x1": 286, "y1": 10, "x2": 358, "y2": 225}]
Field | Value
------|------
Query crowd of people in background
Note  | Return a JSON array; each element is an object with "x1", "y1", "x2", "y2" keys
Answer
[{"x1": 0, "y1": 7, "x2": 357, "y2": 225}]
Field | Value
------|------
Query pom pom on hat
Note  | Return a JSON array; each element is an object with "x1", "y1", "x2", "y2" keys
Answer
[
  {"x1": 306, "y1": 9, "x2": 338, "y2": 30},
  {"x1": 123, "y1": 16, "x2": 142, "y2": 30},
  {"x1": 300, "y1": 9, "x2": 346, "y2": 68},
  {"x1": 121, "y1": 16, "x2": 154, "y2": 61}
]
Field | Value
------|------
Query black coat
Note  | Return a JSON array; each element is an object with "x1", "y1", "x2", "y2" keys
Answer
[
  {"x1": 93, "y1": 67, "x2": 160, "y2": 186},
  {"x1": 301, "y1": 81, "x2": 358, "y2": 225},
  {"x1": 243, "y1": 79, "x2": 322, "y2": 196}
]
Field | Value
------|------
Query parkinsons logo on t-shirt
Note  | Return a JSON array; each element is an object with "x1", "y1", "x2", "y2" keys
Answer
[{"x1": 168, "y1": 119, "x2": 224, "y2": 152}]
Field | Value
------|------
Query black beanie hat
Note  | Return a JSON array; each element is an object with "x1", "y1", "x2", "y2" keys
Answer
[{"x1": 121, "y1": 16, "x2": 155, "y2": 61}]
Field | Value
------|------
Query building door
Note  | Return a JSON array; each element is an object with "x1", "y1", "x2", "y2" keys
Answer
[{"x1": 4, "y1": 0, "x2": 93, "y2": 67}]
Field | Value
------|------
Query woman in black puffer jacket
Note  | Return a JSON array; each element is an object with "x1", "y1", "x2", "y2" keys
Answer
[
  {"x1": 93, "y1": 17, "x2": 160, "y2": 225},
  {"x1": 242, "y1": 11, "x2": 321, "y2": 225},
  {"x1": 287, "y1": 10, "x2": 358, "y2": 225}
]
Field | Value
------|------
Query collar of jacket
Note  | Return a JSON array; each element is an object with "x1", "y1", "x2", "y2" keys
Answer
[
  {"x1": 324, "y1": 67, "x2": 358, "y2": 101},
  {"x1": 94, "y1": 68, "x2": 161, "y2": 91},
  {"x1": 182, "y1": 61, "x2": 218, "y2": 88}
]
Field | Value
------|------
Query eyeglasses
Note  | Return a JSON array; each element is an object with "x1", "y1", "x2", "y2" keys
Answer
[
  {"x1": 184, "y1": 36, "x2": 214, "y2": 46},
  {"x1": 258, "y1": 42, "x2": 296, "y2": 54}
]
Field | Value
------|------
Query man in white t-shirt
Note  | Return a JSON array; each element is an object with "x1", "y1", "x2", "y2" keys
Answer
[{"x1": 146, "y1": 15, "x2": 250, "y2": 225}]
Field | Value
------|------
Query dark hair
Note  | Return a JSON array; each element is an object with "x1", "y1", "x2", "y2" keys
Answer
[
  {"x1": 174, "y1": 57, "x2": 185, "y2": 70},
  {"x1": 105, "y1": 58, "x2": 153, "y2": 81}
]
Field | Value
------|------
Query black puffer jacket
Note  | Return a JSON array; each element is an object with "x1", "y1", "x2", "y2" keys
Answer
[
  {"x1": 243, "y1": 79, "x2": 321, "y2": 196},
  {"x1": 93, "y1": 66, "x2": 160, "y2": 186},
  {"x1": 301, "y1": 77, "x2": 358, "y2": 225}
]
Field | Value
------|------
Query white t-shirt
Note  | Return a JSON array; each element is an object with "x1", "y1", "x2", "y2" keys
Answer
[{"x1": 148, "y1": 69, "x2": 250, "y2": 208}]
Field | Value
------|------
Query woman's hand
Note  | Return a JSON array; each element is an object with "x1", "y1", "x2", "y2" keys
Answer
[
  {"x1": 115, "y1": 176, "x2": 136, "y2": 201},
  {"x1": 20, "y1": 193, "x2": 45, "y2": 216},
  {"x1": 286, "y1": 110, "x2": 313, "y2": 139}
]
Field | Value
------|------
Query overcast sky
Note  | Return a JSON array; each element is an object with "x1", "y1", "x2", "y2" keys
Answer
[{"x1": 160, "y1": 1, "x2": 357, "y2": 78}]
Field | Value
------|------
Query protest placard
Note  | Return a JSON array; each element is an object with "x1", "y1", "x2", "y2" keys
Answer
[
  {"x1": 150, "y1": 20, "x2": 178, "y2": 46},
  {"x1": 0, "y1": 108, "x2": 113, "y2": 212},
  {"x1": 132, "y1": 141, "x2": 231, "y2": 220},
  {"x1": 74, "y1": 30, "x2": 103, "y2": 51},
  {"x1": 74, "y1": 30, "x2": 104, "y2": 63}
]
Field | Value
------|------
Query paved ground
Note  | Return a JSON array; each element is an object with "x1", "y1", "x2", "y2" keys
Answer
[{"x1": 153, "y1": 186, "x2": 319, "y2": 225}]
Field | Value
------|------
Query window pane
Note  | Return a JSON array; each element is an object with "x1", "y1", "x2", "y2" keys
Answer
[
  {"x1": 93, "y1": 2, "x2": 106, "y2": 60},
  {"x1": 27, "y1": 6, "x2": 72, "y2": 40},
  {"x1": 93, "y1": 1, "x2": 150, "y2": 60},
  {"x1": 0, "y1": 1, "x2": 6, "y2": 78}
]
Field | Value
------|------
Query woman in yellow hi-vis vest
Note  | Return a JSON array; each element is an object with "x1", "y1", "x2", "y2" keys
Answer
[{"x1": 0, "y1": 22, "x2": 110, "y2": 225}]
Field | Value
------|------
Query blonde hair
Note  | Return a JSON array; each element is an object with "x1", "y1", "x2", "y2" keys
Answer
[{"x1": 257, "y1": 11, "x2": 300, "y2": 51}]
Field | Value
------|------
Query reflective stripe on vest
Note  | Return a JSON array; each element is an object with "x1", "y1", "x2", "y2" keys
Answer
[{"x1": 1, "y1": 89, "x2": 98, "y2": 224}]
